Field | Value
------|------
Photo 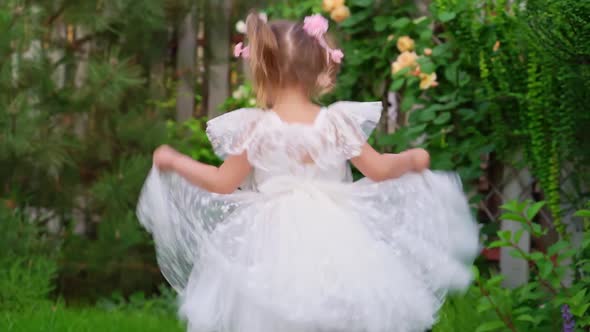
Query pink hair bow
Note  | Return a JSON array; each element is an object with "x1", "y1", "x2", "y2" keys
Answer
[
  {"x1": 303, "y1": 14, "x2": 344, "y2": 64},
  {"x1": 234, "y1": 42, "x2": 250, "y2": 58}
]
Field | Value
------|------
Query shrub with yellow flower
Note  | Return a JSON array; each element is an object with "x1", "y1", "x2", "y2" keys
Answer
[
  {"x1": 330, "y1": 5, "x2": 350, "y2": 23},
  {"x1": 322, "y1": 0, "x2": 344, "y2": 12},
  {"x1": 391, "y1": 51, "x2": 418, "y2": 75},
  {"x1": 419, "y1": 72, "x2": 438, "y2": 90},
  {"x1": 396, "y1": 36, "x2": 415, "y2": 52},
  {"x1": 322, "y1": 0, "x2": 350, "y2": 23}
]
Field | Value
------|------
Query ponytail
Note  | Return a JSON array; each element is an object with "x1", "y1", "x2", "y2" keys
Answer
[{"x1": 246, "y1": 12, "x2": 280, "y2": 108}]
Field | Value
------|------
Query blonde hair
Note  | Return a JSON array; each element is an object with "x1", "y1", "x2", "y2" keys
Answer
[{"x1": 245, "y1": 12, "x2": 341, "y2": 108}]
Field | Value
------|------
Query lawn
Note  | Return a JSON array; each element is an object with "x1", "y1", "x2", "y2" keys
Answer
[
  {"x1": 1, "y1": 302, "x2": 184, "y2": 332},
  {"x1": 0, "y1": 294, "x2": 482, "y2": 332}
]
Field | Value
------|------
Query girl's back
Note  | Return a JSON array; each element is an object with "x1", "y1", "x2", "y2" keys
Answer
[{"x1": 206, "y1": 101, "x2": 381, "y2": 188}]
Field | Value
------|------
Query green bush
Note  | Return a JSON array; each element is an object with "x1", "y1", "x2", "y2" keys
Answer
[
  {"x1": 433, "y1": 0, "x2": 590, "y2": 233},
  {"x1": 96, "y1": 285, "x2": 178, "y2": 317},
  {"x1": 433, "y1": 291, "x2": 496, "y2": 332},
  {"x1": 432, "y1": 201, "x2": 589, "y2": 332},
  {"x1": 165, "y1": 118, "x2": 221, "y2": 166},
  {"x1": 58, "y1": 213, "x2": 163, "y2": 303},
  {"x1": 470, "y1": 201, "x2": 590, "y2": 331},
  {"x1": 0, "y1": 207, "x2": 59, "y2": 310},
  {"x1": 1, "y1": 0, "x2": 174, "y2": 302},
  {"x1": 267, "y1": 0, "x2": 492, "y2": 183},
  {"x1": 265, "y1": 0, "x2": 590, "y2": 223}
]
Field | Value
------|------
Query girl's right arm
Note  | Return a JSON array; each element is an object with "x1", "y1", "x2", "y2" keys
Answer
[
  {"x1": 153, "y1": 145, "x2": 251, "y2": 194},
  {"x1": 350, "y1": 143, "x2": 430, "y2": 182}
]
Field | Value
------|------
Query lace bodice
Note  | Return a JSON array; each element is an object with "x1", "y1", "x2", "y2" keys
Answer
[{"x1": 206, "y1": 101, "x2": 382, "y2": 189}]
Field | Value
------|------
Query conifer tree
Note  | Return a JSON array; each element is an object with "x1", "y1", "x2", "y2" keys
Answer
[{"x1": 0, "y1": 0, "x2": 184, "y2": 297}]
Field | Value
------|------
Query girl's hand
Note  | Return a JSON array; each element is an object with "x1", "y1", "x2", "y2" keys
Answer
[
  {"x1": 153, "y1": 145, "x2": 180, "y2": 171},
  {"x1": 410, "y1": 148, "x2": 430, "y2": 172}
]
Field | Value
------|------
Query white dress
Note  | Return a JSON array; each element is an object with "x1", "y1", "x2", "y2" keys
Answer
[{"x1": 137, "y1": 101, "x2": 480, "y2": 332}]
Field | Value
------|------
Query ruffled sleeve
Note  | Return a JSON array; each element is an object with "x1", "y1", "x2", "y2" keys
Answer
[
  {"x1": 323, "y1": 101, "x2": 382, "y2": 159},
  {"x1": 206, "y1": 108, "x2": 264, "y2": 159}
]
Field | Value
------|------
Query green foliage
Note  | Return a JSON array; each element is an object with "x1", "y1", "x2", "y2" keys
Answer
[
  {"x1": 266, "y1": 1, "x2": 491, "y2": 183},
  {"x1": 219, "y1": 83, "x2": 257, "y2": 111},
  {"x1": 433, "y1": 0, "x2": 590, "y2": 231},
  {"x1": 470, "y1": 201, "x2": 590, "y2": 331},
  {"x1": 1, "y1": 0, "x2": 588, "y2": 325},
  {"x1": 96, "y1": 285, "x2": 177, "y2": 316},
  {"x1": 165, "y1": 118, "x2": 221, "y2": 165},
  {"x1": 0, "y1": 0, "x2": 176, "y2": 301},
  {"x1": 433, "y1": 291, "x2": 496, "y2": 332},
  {"x1": 0, "y1": 207, "x2": 59, "y2": 310},
  {"x1": 1, "y1": 301, "x2": 183, "y2": 332},
  {"x1": 265, "y1": 0, "x2": 590, "y2": 225},
  {"x1": 265, "y1": 0, "x2": 322, "y2": 18}
]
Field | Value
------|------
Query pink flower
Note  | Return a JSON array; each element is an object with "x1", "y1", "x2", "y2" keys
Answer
[
  {"x1": 331, "y1": 49, "x2": 344, "y2": 63},
  {"x1": 303, "y1": 14, "x2": 329, "y2": 38},
  {"x1": 234, "y1": 42, "x2": 249, "y2": 58}
]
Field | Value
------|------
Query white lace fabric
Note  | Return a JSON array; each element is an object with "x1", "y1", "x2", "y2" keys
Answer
[
  {"x1": 137, "y1": 101, "x2": 480, "y2": 332},
  {"x1": 206, "y1": 101, "x2": 381, "y2": 175}
]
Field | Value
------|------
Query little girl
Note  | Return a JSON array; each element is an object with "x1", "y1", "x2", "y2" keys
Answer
[{"x1": 138, "y1": 12, "x2": 479, "y2": 332}]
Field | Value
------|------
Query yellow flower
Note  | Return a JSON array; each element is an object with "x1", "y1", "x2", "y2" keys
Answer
[
  {"x1": 493, "y1": 40, "x2": 500, "y2": 52},
  {"x1": 322, "y1": 0, "x2": 344, "y2": 12},
  {"x1": 419, "y1": 72, "x2": 438, "y2": 90},
  {"x1": 424, "y1": 48, "x2": 432, "y2": 56},
  {"x1": 396, "y1": 36, "x2": 415, "y2": 52},
  {"x1": 411, "y1": 66, "x2": 421, "y2": 77},
  {"x1": 391, "y1": 62, "x2": 402, "y2": 74},
  {"x1": 323, "y1": 0, "x2": 336, "y2": 12},
  {"x1": 330, "y1": 5, "x2": 350, "y2": 23},
  {"x1": 391, "y1": 51, "x2": 418, "y2": 74},
  {"x1": 387, "y1": 34, "x2": 395, "y2": 42}
]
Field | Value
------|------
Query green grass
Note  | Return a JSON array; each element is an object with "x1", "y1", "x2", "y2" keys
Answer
[
  {"x1": 1, "y1": 291, "x2": 483, "y2": 332},
  {"x1": 1, "y1": 302, "x2": 184, "y2": 332}
]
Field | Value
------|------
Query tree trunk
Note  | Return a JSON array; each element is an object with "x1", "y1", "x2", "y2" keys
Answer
[
  {"x1": 176, "y1": 6, "x2": 197, "y2": 122},
  {"x1": 206, "y1": 0, "x2": 231, "y2": 118}
]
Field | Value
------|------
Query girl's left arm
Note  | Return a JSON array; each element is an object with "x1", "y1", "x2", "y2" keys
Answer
[
  {"x1": 350, "y1": 144, "x2": 429, "y2": 182},
  {"x1": 153, "y1": 145, "x2": 251, "y2": 194}
]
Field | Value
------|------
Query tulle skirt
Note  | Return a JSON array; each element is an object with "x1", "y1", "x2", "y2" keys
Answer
[{"x1": 137, "y1": 168, "x2": 480, "y2": 332}]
